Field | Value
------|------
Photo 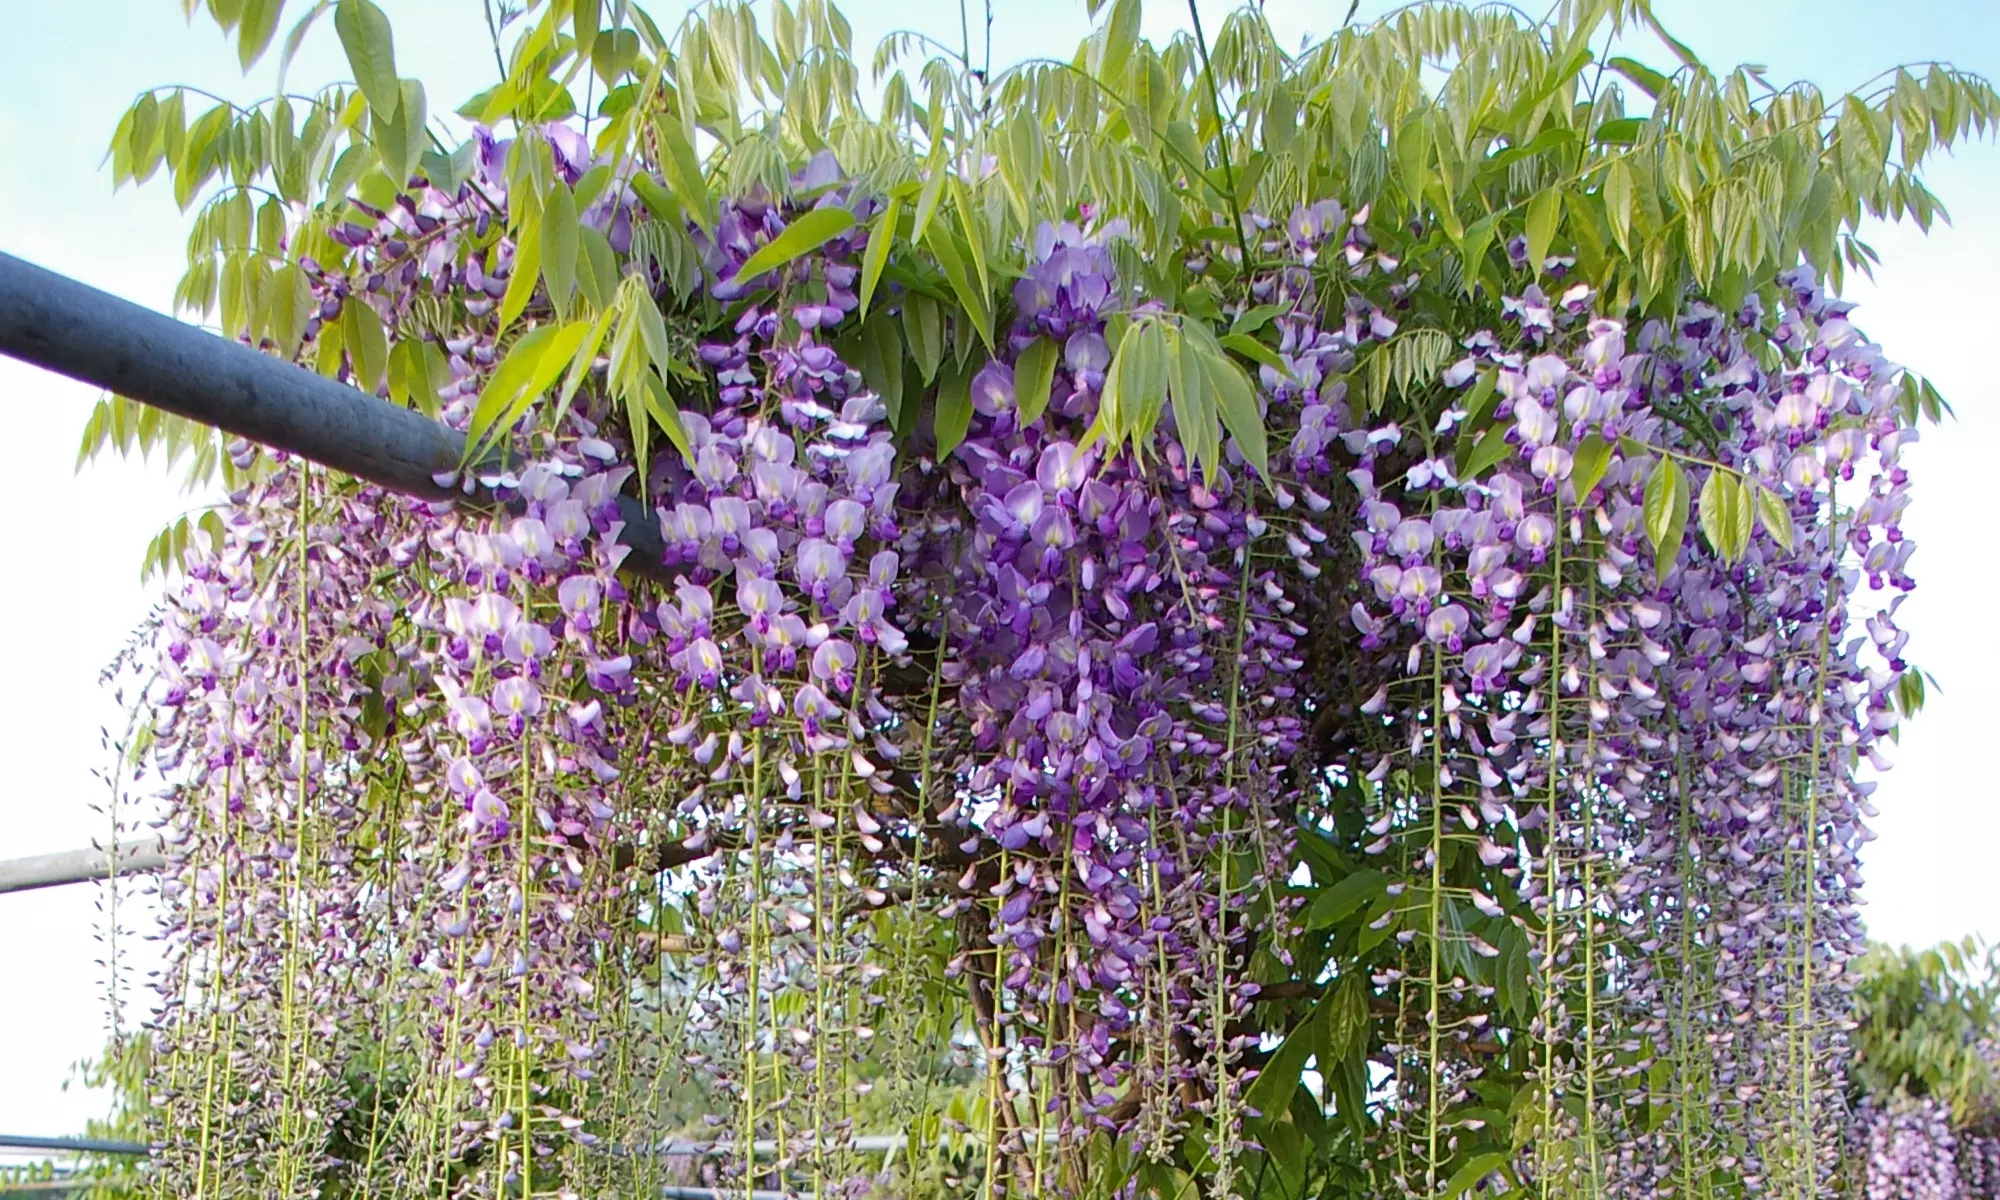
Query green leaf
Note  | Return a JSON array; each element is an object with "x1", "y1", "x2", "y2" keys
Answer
[
  {"x1": 1204, "y1": 348, "x2": 1268, "y2": 481},
  {"x1": 498, "y1": 207, "x2": 543, "y2": 334},
  {"x1": 1525, "y1": 188, "x2": 1562, "y2": 276},
  {"x1": 1457, "y1": 213, "x2": 1498, "y2": 295},
  {"x1": 1119, "y1": 321, "x2": 1171, "y2": 452},
  {"x1": 630, "y1": 295, "x2": 674, "y2": 386},
  {"x1": 1604, "y1": 159, "x2": 1635, "y2": 252},
  {"x1": 575, "y1": 226, "x2": 618, "y2": 312},
  {"x1": 923, "y1": 224, "x2": 993, "y2": 351},
  {"x1": 1724, "y1": 474, "x2": 1755, "y2": 558},
  {"x1": 465, "y1": 319, "x2": 594, "y2": 463},
  {"x1": 1460, "y1": 368, "x2": 1501, "y2": 433},
  {"x1": 370, "y1": 78, "x2": 425, "y2": 190},
  {"x1": 857, "y1": 194, "x2": 901, "y2": 319},
  {"x1": 733, "y1": 206, "x2": 858, "y2": 285},
  {"x1": 1093, "y1": 0, "x2": 1140, "y2": 87},
  {"x1": 1754, "y1": 483, "x2": 1795, "y2": 552},
  {"x1": 1607, "y1": 55, "x2": 1669, "y2": 99},
  {"x1": 904, "y1": 294, "x2": 944, "y2": 384},
  {"x1": 238, "y1": 0, "x2": 284, "y2": 68},
  {"x1": 334, "y1": 0, "x2": 400, "y2": 121},
  {"x1": 630, "y1": 174, "x2": 677, "y2": 221},
  {"x1": 859, "y1": 319, "x2": 906, "y2": 432},
  {"x1": 948, "y1": 176, "x2": 989, "y2": 296},
  {"x1": 551, "y1": 303, "x2": 617, "y2": 430},
  {"x1": 1228, "y1": 306, "x2": 1287, "y2": 339},
  {"x1": 1013, "y1": 337, "x2": 1060, "y2": 429},
  {"x1": 1697, "y1": 470, "x2": 1754, "y2": 561},
  {"x1": 1643, "y1": 457, "x2": 1691, "y2": 574},
  {"x1": 1443, "y1": 1152, "x2": 1513, "y2": 1198},
  {"x1": 1458, "y1": 424, "x2": 1514, "y2": 481},
  {"x1": 1595, "y1": 116, "x2": 1645, "y2": 145},
  {"x1": 1218, "y1": 332, "x2": 1292, "y2": 379},
  {"x1": 933, "y1": 356, "x2": 975, "y2": 460},
  {"x1": 1569, "y1": 433, "x2": 1613, "y2": 500},
  {"x1": 541, "y1": 183, "x2": 580, "y2": 317},
  {"x1": 652, "y1": 115, "x2": 713, "y2": 234},
  {"x1": 1167, "y1": 330, "x2": 1217, "y2": 482},
  {"x1": 640, "y1": 371, "x2": 694, "y2": 464},
  {"x1": 1306, "y1": 869, "x2": 1388, "y2": 929},
  {"x1": 341, "y1": 300, "x2": 388, "y2": 396},
  {"x1": 1240, "y1": 991, "x2": 1325, "y2": 1126}
]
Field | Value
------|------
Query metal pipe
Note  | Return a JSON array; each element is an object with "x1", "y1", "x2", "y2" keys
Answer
[
  {"x1": 0, "y1": 841, "x2": 165, "y2": 897},
  {"x1": 0, "y1": 251, "x2": 667, "y2": 577},
  {"x1": 0, "y1": 1136, "x2": 148, "y2": 1156}
]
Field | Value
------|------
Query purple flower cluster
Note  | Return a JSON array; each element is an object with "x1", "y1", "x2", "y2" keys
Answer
[
  {"x1": 134, "y1": 122, "x2": 1934, "y2": 1200},
  {"x1": 1863, "y1": 1097, "x2": 1965, "y2": 1200},
  {"x1": 1335, "y1": 264, "x2": 1915, "y2": 1194}
]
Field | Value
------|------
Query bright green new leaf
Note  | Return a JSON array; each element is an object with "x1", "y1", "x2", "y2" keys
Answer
[
  {"x1": 733, "y1": 207, "x2": 858, "y2": 284},
  {"x1": 334, "y1": 0, "x2": 400, "y2": 121},
  {"x1": 629, "y1": 174, "x2": 677, "y2": 221},
  {"x1": 465, "y1": 319, "x2": 594, "y2": 464},
  {"x1": 541, "y1": 183, "x2": 580, "y2": 316},
  {"x1": 340, "y1": 300, "x2": 389, "y2": 396},
  {"x1": 1013, "y1": 337, "x2": 1060, "y2": 430},
  {"x1": 1457, "y1": 213, "x2": 1498, "y2": 295},
  {"x1": 576, "y1": 226, "x2": 618, "y2": 312},
  {"x1": 1754, "y1": 483, "x2": 1796, "y2": 551},
  {"x1": 1604, "y1": 159, "x2": 1635, "y2": 252},
  {"x1": 923, "y1": 224, "x2": 993, "y2": 351},
  {"x1": 1168, "y1": 331, "x2": 1217, "y2": 481},
  {"x1": 237, "y1": 0, "x2": 284, "y2": 69},
  {"x1": 498, "y1": 208, "x2": 543, "y2": 334},
  {"x1": 1205, "y1": 348, "x2": 1268, "y2": 481},
  {"x1": 1569, "y1": 433, "x2": 1614, "y2": 500},
  {"x1": 857, "y1": 195, "x2": 901, "y2": 318},
  {"x1": 948, "y1": 176, "x2": 989, "y2": 296},
  {"x1": 640, "y1": 372, "x2": 694, "y2": 465},
  {"x1": 1644, "y1": 457, "x2": 1691, "y2": 573},
  {"x1": 1595, "y1": 116, "x2": 1645, "y2": 145},
  {"x1": 932, "y1": 356, "x2": 976, "y2": 460},
  {"x1": 551, "y1": 304, "x2": 618, "y2": 431},
  {"x1": 1525, "y1": 188, "x2": 1562, "y2": 276},
  {"x1": 1697, "y1": 469, "x2": 1754, "y2": 560},
  {"x1": 652, "y1": 115, "x2": 713, "y2": 233}
]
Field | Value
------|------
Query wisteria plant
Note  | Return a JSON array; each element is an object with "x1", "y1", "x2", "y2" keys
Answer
[{"x1": 72, "y1": 0, "x2": 2000, "y2": 1196}]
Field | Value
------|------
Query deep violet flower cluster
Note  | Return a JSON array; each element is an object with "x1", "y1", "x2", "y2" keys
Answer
[
  {"x1": 133, "y1": 118, "x2": 1940, "y2": 1199},
  {"x1": 1338, "y1": 266, "x2": 1916, "y2": 1195}
]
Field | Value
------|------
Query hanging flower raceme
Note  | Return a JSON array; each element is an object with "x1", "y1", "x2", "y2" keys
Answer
[{"x1": 129, "y1": 89, "x2": 1933, "y2": 1200}]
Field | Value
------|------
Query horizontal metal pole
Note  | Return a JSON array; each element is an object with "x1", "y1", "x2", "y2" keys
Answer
[
  {"x1": 0, "y1": 841, "x2": 165, "y2": 897},
  {"x1": 0, "y1": 251, "x2": 667, "y2": 577},
  {"x1": 0, "y1": 1135, "x2": 148, "y2": 1156}
]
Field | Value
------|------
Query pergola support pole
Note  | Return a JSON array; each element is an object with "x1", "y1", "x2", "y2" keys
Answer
[
  {"x1": 0, "y1": 840, "x2": 165, "y2": 897},
  {"x1": 0, "y1": 251, "x2": 667, "y2": 572}
]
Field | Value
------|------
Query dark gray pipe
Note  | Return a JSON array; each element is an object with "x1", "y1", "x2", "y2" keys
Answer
[
  {"x1": 0, "y1": 1135, "x2": 149, "y2": 1156},
  {"x1": 0, "y1": 251, "x2": 666, "y2": 578}
]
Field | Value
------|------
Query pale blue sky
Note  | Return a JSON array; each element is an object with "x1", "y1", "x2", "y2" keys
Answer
[{"x1": 1, "y1": 0, "x2": 1995, "y2": 1148}]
